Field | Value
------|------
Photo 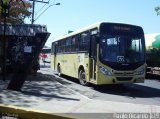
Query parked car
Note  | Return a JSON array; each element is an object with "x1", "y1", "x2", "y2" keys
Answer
[{"x1": 39, "y1": 48, "x2": 51, "y2": 64}]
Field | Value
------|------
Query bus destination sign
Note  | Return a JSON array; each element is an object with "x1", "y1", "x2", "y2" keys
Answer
[{"x1": 113, "y1": 26, "x2": 131, "y2": 31}]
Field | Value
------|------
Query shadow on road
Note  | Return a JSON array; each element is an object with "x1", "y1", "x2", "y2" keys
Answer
[
  {"x1": 55, "y1": 74, "x2": 80, "y2": 85},
  {"x1": 92, "y1": 83, "x2": 160, "y2": 98},
  {"x1": 40, "y1": 64, "x2": 50, "y2": 68},
  {"x1": 56, "y1": 75, "x2": 160, "y2": 99},
  {"x1": 0, "y1": 73, "x2": 79, "y2": 107},
  {"x1": 146, "y1": 73, "x2": 160, "y2": 81},
  {"x1": 22, "y1": 73, "x2": 79, "y2": 101}
]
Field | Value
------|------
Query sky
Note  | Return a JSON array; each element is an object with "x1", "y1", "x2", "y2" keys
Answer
[{"x1": 26, "y1": 0, "x2": 160, "y2": 47}]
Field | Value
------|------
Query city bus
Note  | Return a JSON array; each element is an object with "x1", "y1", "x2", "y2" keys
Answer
[{"x1": 51, "y1": 22, "x2": 146, "y2": 85}]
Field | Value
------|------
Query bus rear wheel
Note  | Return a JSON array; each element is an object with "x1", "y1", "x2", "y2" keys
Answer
[{"x1": 79, "y1": 69, "x2": 88, "y2": 86}]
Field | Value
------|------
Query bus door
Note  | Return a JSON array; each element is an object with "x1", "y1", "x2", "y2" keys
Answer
[{"x1": 89, "y1": 35, "x2": 98, "y2": 81}]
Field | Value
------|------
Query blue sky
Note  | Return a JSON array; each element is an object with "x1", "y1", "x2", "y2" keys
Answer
[{"x1": 26, "y1": 0, "x2": 160, "y2": 47}]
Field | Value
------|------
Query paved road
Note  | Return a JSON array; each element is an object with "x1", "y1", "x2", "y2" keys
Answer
[
  {"x1": 41, "y1": 67, "x2": 160, "y2": 106},
  {"x1": 2, "y1": 67, "x2": 159, "y2": 107},
  {"x1": 0, "y1": 67, "x2": 160, "y2": 119}
]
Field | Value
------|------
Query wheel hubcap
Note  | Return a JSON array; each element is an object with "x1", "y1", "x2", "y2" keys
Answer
[{"x1": 80, "y1": 71, "x2": 86, "y2": 84}]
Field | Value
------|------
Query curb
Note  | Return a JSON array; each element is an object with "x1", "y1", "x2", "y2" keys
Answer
[{"x1": 0, "y1": 104, "x2": 74, "y2": 119}]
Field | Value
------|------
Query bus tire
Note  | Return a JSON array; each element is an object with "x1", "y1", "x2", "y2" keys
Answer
[
  {"x1": 57, "y1": 64, "x2": 61, "y2": 77},
  {"x1": 78, "y1": 69, "x2": 88, "y2": 86}
]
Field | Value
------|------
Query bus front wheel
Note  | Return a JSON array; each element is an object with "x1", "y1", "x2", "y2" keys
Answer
[{"x1": 79, "y1": 69, "x2": 88, "y2": 86}]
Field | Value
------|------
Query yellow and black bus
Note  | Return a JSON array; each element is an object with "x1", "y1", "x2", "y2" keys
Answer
[{"x1": 51, "y1": 22, "x2": 146, "y2": 85}]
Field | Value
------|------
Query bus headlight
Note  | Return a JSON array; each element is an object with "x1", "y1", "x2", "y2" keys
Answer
[
  {"x1": 136, "y1": 67, "x2": 145, "y2": 75},
  {"x1": 99, "y1": 66, "x2": 112, "y2": 76}
]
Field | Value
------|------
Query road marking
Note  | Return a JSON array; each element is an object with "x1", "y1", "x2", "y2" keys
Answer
[{"x1": 0, "y1": 104, "x2": 73, "y2": 119}]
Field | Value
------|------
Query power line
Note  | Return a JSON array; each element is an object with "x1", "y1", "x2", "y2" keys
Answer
[
  {"x1": 34, "y1": 2, "x2": 60, "y2": 22},
  {"x1": 30, "y1": 0, "x2": 50, "y2": 24},
  {"x1": 30, "y1": 0, "x2": 60, "y2": 24},
  {"x1": 35, "y1": 0, "x2": 51, "y2": 15}
]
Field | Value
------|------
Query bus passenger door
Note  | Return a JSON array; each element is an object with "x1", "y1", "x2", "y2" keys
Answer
[{"x1": 89, "y1": 35, "x2": 97, "y2": 80}]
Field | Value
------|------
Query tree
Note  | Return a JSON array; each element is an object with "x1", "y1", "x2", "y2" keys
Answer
[
  {"x1": 155, "y1": 6, "x2": 160, "y2": 16},
  {"x1": 0, "y1": 0, "x2": 32, "y2": 24}
]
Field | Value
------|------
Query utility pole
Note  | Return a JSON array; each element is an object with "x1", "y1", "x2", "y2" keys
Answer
[
  {"x1": 31, "y1": 0, "x2": 35, "y2": 24},
  {"x1": 30, "y1": 0, "x2": 49, "y2": 24}
]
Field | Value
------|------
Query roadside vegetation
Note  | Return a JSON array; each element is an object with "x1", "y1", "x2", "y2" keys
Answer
[{"x1": 0, "y1": 0, "x2": 32, "y2": 24}]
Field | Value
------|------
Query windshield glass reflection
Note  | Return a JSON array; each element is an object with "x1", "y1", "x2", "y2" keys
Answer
[{"x1": 99, "y1": 35, "x2": 144, "y2": 63}]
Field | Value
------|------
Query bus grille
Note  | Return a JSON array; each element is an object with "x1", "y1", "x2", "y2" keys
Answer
[
  {"x1": 116, "y1": 77, "x2": 133, "y2": 81},
  {"x1": 114, "y1": 72, "x2": 134, "y2": 76}
]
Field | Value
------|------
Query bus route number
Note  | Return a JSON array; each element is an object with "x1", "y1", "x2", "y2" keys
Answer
[{"x1": 117, "y1": 56, "x2": 125, "y2": 63}]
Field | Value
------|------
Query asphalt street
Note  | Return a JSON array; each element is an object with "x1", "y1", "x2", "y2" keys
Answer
[
  {"x1": 0, "y1": 66, "x2": 160, "y2": 119},
  {"x1": 1, "y1": 66, "x2": 160, "y2": 107},
  {"x1": 40, "y1": 67, "x2": 160, "y2": 106}
]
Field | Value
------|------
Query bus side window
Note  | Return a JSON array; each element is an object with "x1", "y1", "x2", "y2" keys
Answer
[
  {"x1": 80, "y1": 32, "x2": 90, "y2": 51},
  {"x1": 61, "y1": 40, "x2": 65, "y2": 53},
  {"x1": 66, "y1": 38, "x2": 72, "y2": 52},
  {"x1": 72, "y1": 35, "x2": 79, "y2": 52},
  {"x1": 58, "y1": 41, "x2": 62, "y2": 53},
  {"x1": 57, "y1": 42, "x2": 59, "y2": 53},
  {"x1": 75, "y1": 35, "x2": 80, "y2": 52}
]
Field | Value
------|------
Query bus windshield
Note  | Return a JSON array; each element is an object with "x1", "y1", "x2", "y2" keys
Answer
[{"x1": 99, "y1": 34, "x2": 145, "y2": 64}]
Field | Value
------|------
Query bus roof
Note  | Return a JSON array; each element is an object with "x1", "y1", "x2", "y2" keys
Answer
[{"x1": 53, "y1": 22, "x2": 141, "y2": 42}]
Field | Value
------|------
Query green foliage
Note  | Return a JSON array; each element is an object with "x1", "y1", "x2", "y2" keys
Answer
[
  {"x1": 155, "y1": 6, "x2": 160, "y2": 16},
  {"x1": 0, "y1": 0, "x2": 32, "y2": 24}
]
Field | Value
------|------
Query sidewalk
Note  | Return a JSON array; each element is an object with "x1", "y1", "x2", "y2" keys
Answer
[{"x1": 0, "y1": 67, "x2": 160, "y2": 119}]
